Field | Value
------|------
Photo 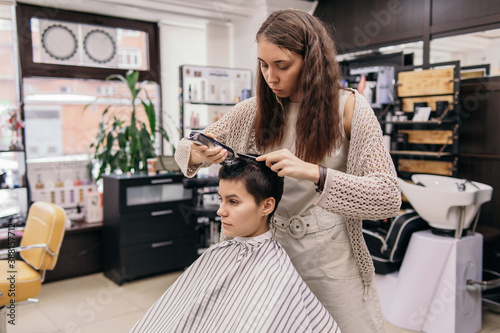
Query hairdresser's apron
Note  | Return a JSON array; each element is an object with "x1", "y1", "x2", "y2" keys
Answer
[{"x1": 268, "y1": 92, "x2": 385, "y2": 333}]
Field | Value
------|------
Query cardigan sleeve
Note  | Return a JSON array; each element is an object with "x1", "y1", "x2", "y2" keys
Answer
[
  {"x1": 174, "y1": 97, "x2": 257, "y2": 177},
  {"x1": 314, "y1": 91, "x2": 401, "y2": 219}
]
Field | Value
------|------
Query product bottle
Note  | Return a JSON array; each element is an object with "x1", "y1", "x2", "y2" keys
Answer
[
  {"x1": 35, "y1": 173, "x2": 44, "y2": 189},
  {"x1": 64, "y1": 177, "x2": 73, "y2": 204},
  {"x1": 12, "y1": 170, "x2": 20, "y2": 188},
  {"x1": 200, "y1": 81, "x2": 206, "y2": 102},
  {"x1": 220, "y1": 85, "x2": 227, "y2": 102},
  {"x1": 188, "y1": 84, "x2": 192, "y2": 102},
  {"x1": 210, "y1": 84, "x2": 216, "y2": 102},
  {"x1": 195, "y1": 113, "x2": 200, "y2": 128},
  {"x1": 44, "y1": 179, "x2": 55, "y2": 203},
  {"x1": 193, "y1": 84, "x2": 198, "y2": 102},
  {"x1": 74, "y1": 171, "x2": 82, "y2": 186},
  {"x1": 385, "y1": 111, "x2": 393, "y2": 135},
  {"x1": 190, "y1": 112, "x2": 196, "y2": 128},
  {"x1": 242, "y1": 89, "x2": 250, "y2": 100},
  {"x1": 35, "y1": 173, "x2": 47, "y2": 201},
  {"x1": 55, "y1": 173, "x2": 63, "y2": 188},
  {"x1": 55, "y1": 173, "x2": 64, "y2": 205}
]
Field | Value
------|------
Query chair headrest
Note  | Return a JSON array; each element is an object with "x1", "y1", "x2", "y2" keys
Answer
[{"x1": 20, "y1": 202, "x2": 66, "y2": 271}]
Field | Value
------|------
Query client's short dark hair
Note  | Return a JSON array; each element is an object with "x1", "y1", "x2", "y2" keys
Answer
[{"x1": 218, "y1": 156, "x2": 284, "y2": 219}]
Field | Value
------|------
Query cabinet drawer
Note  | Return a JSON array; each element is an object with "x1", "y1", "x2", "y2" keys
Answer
[
  {"x1": 121, "y1": 235, "x2": 197, "y2": 279},
  {"x1": 121, "y1": 207, "x2": 195, "y2": 245},
  {"x1": 121, "y1": 181, "x2": 192, "y2": 213}
]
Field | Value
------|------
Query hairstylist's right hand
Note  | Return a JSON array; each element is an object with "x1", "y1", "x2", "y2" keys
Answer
[{"x1": 189, "y1": 132, "x2": 228, "y2": 166}]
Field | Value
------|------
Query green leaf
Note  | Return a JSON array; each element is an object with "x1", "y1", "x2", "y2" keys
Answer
[
  {"x1": 106, "y1": 74, "x2": 127, "y2": 85},
  {"x1": 125, "y1": 70, "x2": 140, "y2": 101},
  {"x1": 83, "y1": 96, "x2": 100, "y2": 113},
  {"x1": 87, "y1": 69, "x2": 173, "y2": 181},
  {"x1": 142, "y1": 95, "x2": 156, "y2": 135}
]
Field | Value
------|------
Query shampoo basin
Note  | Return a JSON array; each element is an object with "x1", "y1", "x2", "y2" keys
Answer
[{"x1": 398, "y1": 174, "x2": 493, "y2": 233}]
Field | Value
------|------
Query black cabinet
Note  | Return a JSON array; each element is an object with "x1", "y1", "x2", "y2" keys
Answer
[{"x1": 102, "y1": 173, "x2": 196, "y2": 285}]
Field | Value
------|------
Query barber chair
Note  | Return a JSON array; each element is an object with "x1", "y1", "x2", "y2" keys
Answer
[
  {"x1": 182, "y1": 177, "x2": 220, "y2": 251},
  {"x1": 369, "y1": 175, "x2": 499, "y2": 333},
  {"x1": 0, "y1": 202, "x2": 66, "y2": 333},
  {"x1": 476, "y1": 224, "x2": 500, "y2": 313},
  {"x1": 362, "y1": 210, "x2": 430, "y2": 274}
]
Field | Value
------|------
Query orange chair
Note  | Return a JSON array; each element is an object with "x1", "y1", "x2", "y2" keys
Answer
[{"x1": 0, "y1": 202, "x2": 66, "y2": 331}]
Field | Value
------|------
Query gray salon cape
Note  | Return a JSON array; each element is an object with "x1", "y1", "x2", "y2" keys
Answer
[{"x1": 129, "y1": 230, "x2": 340, "y2": 332}]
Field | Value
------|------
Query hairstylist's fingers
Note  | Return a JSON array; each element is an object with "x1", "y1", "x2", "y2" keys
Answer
[
  {"x1": 212, "y1": 153, "x2": 227, "y2": 164},
  {"x1": 269, "y1": 160, "x2": 285, "y2": 174},
  {"x1": 203, "y1": 145, "x2": 221, "y2": 155},
  {"x1": 256, "y1": 152, "x2": 281, "y2": 170},
  {"x1": 203, "y1": 146, "x2": 222, "y2": 158},
  {"x1": 255, "y1": 154, "x2": 267, "y2": 162},
  {"x1": 191, "y1": 142, "x2": 208, "y2": 152},
  {"x1": 206, "y1": 148, "x2": 227, "y2": 164}
]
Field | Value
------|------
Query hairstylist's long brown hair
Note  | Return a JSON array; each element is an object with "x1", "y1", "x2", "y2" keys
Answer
[{"x1": 255, "y1": 9, "x2": 344, "y2": 164}]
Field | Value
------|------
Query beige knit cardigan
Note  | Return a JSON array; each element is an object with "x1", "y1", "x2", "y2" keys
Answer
[{"x1": 175, "y1": 89, "x2": 401, "y2": 290}]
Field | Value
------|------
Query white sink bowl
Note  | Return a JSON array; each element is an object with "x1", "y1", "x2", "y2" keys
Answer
[{"x1": 398, "y1": 174, "x2": 493, "y2": 231}]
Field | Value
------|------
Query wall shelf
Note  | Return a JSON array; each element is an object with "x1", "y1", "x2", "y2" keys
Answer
[
  {"x1": 179, "y1": 65, "x2": 252, "y2": 137},
  {"x1": 379, "y1": 119, "x2": 456, "y2": 125},
  {"x1": 384, "y1": 61, "x2": 461, "y2": 179},
  {"x1": 0, "y1": 149, "x2": 25, "y2": 153},
  {"x1": 0, "y1": 186, "x2": 27, "y2": 190},
  {"x1": 185, "y1": 101, "x2": 237, "y2": 106},
  {"x1": 390, "y1": 151, "x2": 454, "y2": 157}
]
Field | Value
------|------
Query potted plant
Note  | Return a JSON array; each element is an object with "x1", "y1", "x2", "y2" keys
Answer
[{"x1": 86, "y1": 70, "x2": 172, "y2": 180}]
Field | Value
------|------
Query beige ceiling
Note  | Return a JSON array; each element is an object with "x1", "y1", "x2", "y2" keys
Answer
[{"x1": 16, "y1": 0, "x2": 318, "y2": 22}]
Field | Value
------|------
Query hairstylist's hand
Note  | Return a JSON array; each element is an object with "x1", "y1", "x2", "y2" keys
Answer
[
  {"x1": 188, "y1": 132, "x2": 228, "y2": 166},
  {"x1": 256, "y1": 149, "x2": 320, "y2": 183}
]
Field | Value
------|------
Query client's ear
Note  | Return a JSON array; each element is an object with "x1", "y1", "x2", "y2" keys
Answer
[{"x1": 261, "y1": 197, "x2": 275, "y2": 217}]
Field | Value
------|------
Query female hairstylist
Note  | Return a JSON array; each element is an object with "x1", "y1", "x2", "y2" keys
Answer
[{"x1": 174, "y1": 9, "x2": 401, "y2": 333}]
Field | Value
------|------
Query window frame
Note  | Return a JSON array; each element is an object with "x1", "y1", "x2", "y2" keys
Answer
[{"x1": 16, "y1": 3, "x2": 160, "y2": 83}]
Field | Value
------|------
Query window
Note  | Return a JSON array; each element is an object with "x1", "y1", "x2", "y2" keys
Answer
[
  {"x1": 15, "y1": 3, "x2": 162, "y2": 204},
  {"x1": 430, "y1": 28, "x2": 500, "y2": 77},
  {"x1": 0, "y1": 18, "x2": 18, "y2": 141},
  {"x1": 17, "y1": 3, "x2": 160, "y2": 82},
  {"x1": 96, "y1": 86, "x2": 115, "y2": 96},
  {"x1": 60, "y1": 86, "x2": 73, "y2": 94},
  {"x1": 118, "y1": 49, "x2": 143, "y2": 69},
  {"x1": 30, "y1": 18, "x2": 149, "y2": 71},
  {"x1": 23, "y1": 77, "x2": 160, "y2": 160}
]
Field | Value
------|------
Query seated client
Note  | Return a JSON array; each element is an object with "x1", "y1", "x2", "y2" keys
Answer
[{"x1": 129, "y1": 156, "x2": 340, "y2": 333}]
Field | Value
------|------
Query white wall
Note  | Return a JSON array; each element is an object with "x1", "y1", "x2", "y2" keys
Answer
[
  {"x1": 206, "y1": 22, "x2": 232, "y2": 67},
  {"x1": 457, "y1": 39, "x2": 500, "y2": 76},
  {"x1": 15, "y1": 0, "x2": 317, "y2": 155},
  {"x1": 159, "y1": 2, "x2": 269, "y2": 155},
  {"x1": 159, "y1": 20, "x2": 207, "y2": 154},
  {"x1": 232, "y1": 9, "x2": 269, "y2": 93}
]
